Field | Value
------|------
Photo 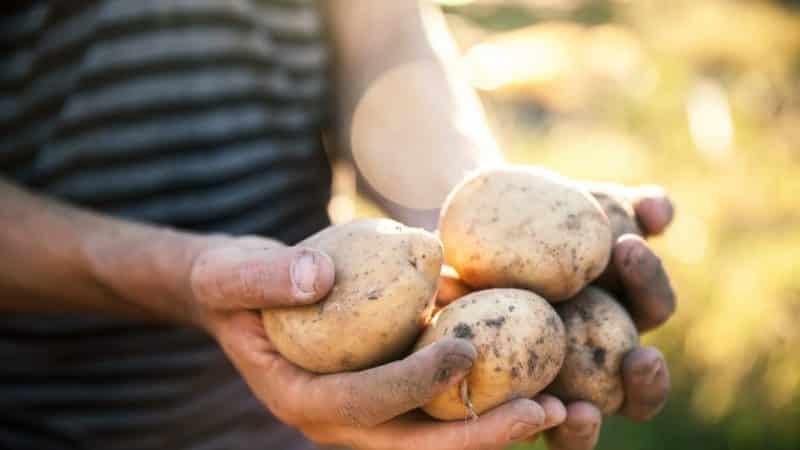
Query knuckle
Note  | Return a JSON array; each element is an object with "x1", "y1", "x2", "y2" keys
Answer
[
  {"x1": 236, "y1": 259, "x2": 270, "y2": 302},
  {"x1": 401, "y1": 376, "x2": 436, "y2": 408},
  {"x1": 336, "y1": 400, "x2": 370, "y2": 427},
  {"x1": 333, "y1": 383, "x2": 377, "y2": 428},
  {"x1": 189, "y1": 253, "x2": 220, "y2": 308}
]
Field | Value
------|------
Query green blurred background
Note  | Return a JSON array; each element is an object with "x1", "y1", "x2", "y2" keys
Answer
[{"x1": 336, "y1": 0, "x2": 800, "y2": 448}]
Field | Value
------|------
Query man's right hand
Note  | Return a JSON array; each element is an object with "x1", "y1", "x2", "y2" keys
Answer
[{"x1": 188, "y1": 235, "x2": 566, "y2": 450}]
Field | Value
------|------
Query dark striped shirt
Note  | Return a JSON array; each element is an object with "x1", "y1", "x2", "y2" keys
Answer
[{"x1": 1, "y1": 1, "x2": 333, "y2": 449}]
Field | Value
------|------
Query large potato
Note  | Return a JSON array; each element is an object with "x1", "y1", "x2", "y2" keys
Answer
[
  {"x1": 415, "y1": 289, "x2": 566, "y2": 420},
  {"x1": 262, "y1": 219, "x2": 442, "y2": 373},
  {"x1": 440, "y1": 166, "x2": 612, "y2": 301},
  {"x1": 547, "y1": 287, "x2": 639, "y2": 415}
]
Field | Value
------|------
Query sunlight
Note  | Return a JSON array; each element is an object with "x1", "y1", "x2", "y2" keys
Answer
[
  {"x1": 665, "y1": 213, "x2": 708, "y2": 265},
  {"x1": 687, "y1": 78, "x2": 734, "y2": 160},
  {"x1": 464, "y1": 29, "x2": 571, "y2": 91}
]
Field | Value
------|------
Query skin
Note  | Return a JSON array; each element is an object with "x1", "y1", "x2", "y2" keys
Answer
[
  {"x1": 0, "y1": 2, "x2": 675, "y2": 450},
  {"x1": 0, "y1": 180, "x2": 566, "y2": 449},
  {"x1": 0, "y1": 181, "x2": 673, "y2": 450}
]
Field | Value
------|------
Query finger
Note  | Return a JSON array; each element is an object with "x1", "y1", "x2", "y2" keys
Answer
[
  {"x1": 191, "y1": 244, "x2": 335, "y2": 309},
  {"x1": 349, "y1": 398, "x2": 564, "y2": 450},
  {"x1": 545, "y1": 402, "x2": 602, "y2": 450},
  {"x1": 211, "y1": 310, "x2": 315, "y2": 427},
  {"x1": 520, "y1": 393, "x2": 568, "y2": 443},
  {"x1": 614, "y1": 235, "x2": 676, "y2": 332},
  {"x1": 302, "y1": 338, "x2": 477, "y2": 427},
  {"x1": 629, "y1": 186, "x2": 674, "y2": 236},
  {"x1": 619, "y1": 347, "x2": 670, "y2": 421},
  {"x1": 437, "y1": 266, "x2": 472, "y2": 306}
]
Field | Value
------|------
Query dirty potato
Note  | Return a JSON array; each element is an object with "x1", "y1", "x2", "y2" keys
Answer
[
  {"x1": 547, "y1": 287, "x2": 639, "y2": 415},
  {"x1": 262, "y1": 219, "x2": 442, "y2": 373},
  {"x1": 415, "y1": 289, "x2": 566, "y2": 420},
  {"x1": 439, "y1": 166, "x2": 612, "y2": 301}
]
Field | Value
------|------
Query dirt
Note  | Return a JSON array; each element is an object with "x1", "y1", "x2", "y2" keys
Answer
[
  {"x1": 592, "y1": 347, "x2": 607, "y2": 367},
  {"x1": 483, "y1": 317, "x2": 506, "y2": 328},
  {"x1": 565, "y1": 213, "x2": 581, "y2": 231},
  {"x1": 527, "y1": 349, "x2": 539, "y2": 376},
  {"x1": 453, "y1": 322, "x2": 474, "y2": 339}
]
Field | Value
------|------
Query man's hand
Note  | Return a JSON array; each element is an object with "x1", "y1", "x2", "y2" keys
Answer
[
  {"x1": 189, "y1": 235, "x2": 567, "y2": 450},
  {"x1": 438, "y1": 183, "x2": 675, "y2": 450}
]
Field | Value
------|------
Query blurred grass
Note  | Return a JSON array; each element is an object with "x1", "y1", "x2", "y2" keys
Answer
[{"x1": 343, "y1": 0, "x2": 800, "y2": 448}]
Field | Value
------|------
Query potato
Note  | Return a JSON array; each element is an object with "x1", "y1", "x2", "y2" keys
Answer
[
  {"x1": 546, "y1": 287, "x2": 639, "y2": 415},
  {"x1": 262, "y1": 219, "x2": 442, "y2": 373},
  {"x1": 440, "y1": 166, "x2": 612, "y2": 301},
  {"x1": 415, "y1": 289, "x2": 566, "y2": 420}
]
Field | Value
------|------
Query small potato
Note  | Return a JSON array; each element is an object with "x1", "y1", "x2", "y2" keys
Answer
[
  {"x1": 415, "y1": 289, "x2": 566, "y2": 420},
  {"x1": 262, "y1": 219, "x2": 442, "y2": 373},
  {"x1": 440, "y1": 166, "x2": 612, "y2": 301},
  {"x1": 547, "y1": 287, "x2": 639, "y2": 415}
]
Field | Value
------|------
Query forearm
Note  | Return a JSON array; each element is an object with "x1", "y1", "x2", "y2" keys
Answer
[
  {"x1": 0, "y1": 179, "x2": 207, "y2": 324},
  {"x1": 326, "y1": 1, "x2": 502, "y2": 228}
]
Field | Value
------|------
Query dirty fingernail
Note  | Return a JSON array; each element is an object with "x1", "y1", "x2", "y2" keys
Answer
[
  {"x1": 566, "y1": 421, "x2": 599, "y2": 438},
  {"x1": 636, "y1": 359, "x2": 662, "y2": 385},
  {"x1": 508, "y1": 402, "x2": 545, "y2": 440}
]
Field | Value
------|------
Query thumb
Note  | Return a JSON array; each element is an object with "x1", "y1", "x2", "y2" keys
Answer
[{"x1": 191, "y1": 242, "x2": 335, "y2": 310}]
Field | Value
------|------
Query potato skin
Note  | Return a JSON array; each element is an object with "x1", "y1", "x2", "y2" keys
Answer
[
  {"x1": 547, "y1": 287, "x2": 639, "y2": 415},
  {"x1": 440, "y1": 166, "x2": 612, "y2": 302},
  {"x1": 262, "y1": 219, "x2": 442, "y2": 373},
  {"x1": 416, "y1": 289, "x2": 566, "y2": 420}
]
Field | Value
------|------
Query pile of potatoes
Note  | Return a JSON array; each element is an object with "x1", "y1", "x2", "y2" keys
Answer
[{"x1": 262, "y1": 165, "x2": 643, "y2": 420}]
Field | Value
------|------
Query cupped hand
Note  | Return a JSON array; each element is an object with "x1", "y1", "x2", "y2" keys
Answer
[
  {"x1": 437, "y1": 183, "x2": 675, "y2": 450},
  {"x1": 187, "y1": 235, "x2": 565, "y2": 450}
]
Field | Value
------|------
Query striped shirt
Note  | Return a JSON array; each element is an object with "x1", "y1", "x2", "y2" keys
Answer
[{"x1": 1, "y1": 1, "x2": 333, "y2": 449}]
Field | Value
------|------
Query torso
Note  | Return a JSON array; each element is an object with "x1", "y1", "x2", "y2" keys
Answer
[{"x1": 0, "y1": 1, "x2": 332, "y2": 448}]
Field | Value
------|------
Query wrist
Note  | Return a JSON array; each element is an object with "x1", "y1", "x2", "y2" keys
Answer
[{"x1": 82, "y1": 220, "x2": 226, "y2": 327}]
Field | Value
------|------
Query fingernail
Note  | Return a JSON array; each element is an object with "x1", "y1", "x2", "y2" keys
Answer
[
  {"x1": 435, "y1": 346, "x2": 477, "y2": 383},
  {"x1": 509, "y1": 421, "x2": 542, "y2": 441},
  {"x1": 566, "y1": 421, "x2": 599, "y2": 438},
  {"x1": 635, "y1": 359, "x2": 662, "y2": 385},
  {"x1": 291, "y1": 252, "x2": 318, "y2": 295},
  {"x1": 443, "y1": 352, "x2": 476, "y2": 371},
  {"x1": 434, "y1": 348, "x2": 476, "y2": 384},
  {"x1": 508, "y1": 402, "x2": 545, "y2": 440}
]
